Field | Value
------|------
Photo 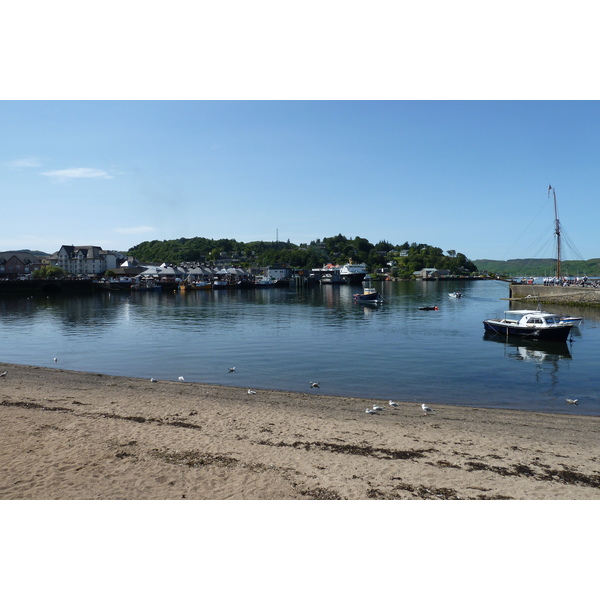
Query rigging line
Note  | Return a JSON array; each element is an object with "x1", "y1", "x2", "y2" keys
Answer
[
  {"x1": 560, "y1": 225, "x2": 586, "y2": 261},
  {"x1": 500, "y1": 194, "x2": 554, "y2": 261}
]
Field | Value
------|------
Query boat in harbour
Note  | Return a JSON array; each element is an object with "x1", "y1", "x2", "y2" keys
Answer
[
  {"x1": 131, "y1": 278, "x2": 162, "y2": 292},
  {"x1": 508, "y1": 186, "x2": 593, "y2": 310},
  {"x1": 418, "y1": 305, "x2": 438, "y2": 311},
  {"x1": 448, "y1": 291, "x2": 463, "y2": 298},
  {"x1": 254, "y1": 275, "x2": 277, "y2": 288},
  {"x1": 180, "y1": 279, "x2": 212, "y2": 291},
  {"x1": 483, "y1": 309, "x2": 573, "y2": 342},
  {"x1": 558, "y1": 315, "x2": 583, "y2": 326},
  {"x1": 339, "y1": 262, "x2": 368, "y2": 284},
  {"x1": 353, "y1": 278, "x2": 383, "y2": 305}
]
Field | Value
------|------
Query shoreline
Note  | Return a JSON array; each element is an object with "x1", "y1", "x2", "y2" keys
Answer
[{"x1": 1, "y1": 362, "x2": 599, "y2": 500}]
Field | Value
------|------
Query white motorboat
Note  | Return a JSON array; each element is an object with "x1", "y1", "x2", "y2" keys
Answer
[{"x1": 483, "y1": 309, "x2": 573, "y2": 342}]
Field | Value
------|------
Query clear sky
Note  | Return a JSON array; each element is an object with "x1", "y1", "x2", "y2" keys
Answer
[
  {"x1": 2, "y1": 3, "x2": 599, "y2": 262},
  {"x1": 2, "y1": 100, "x2": 598, "y2": 261}
]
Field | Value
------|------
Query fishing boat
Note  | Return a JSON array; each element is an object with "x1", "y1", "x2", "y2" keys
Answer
[
  {"x1": 353, "y1": 279, "x2": 383, "y2": 305},
  {"x1": 180, "y1": 279, "x2": 212, "y2": 291},
  {"x1": 483, "y1": 309, "x2": 573, "y2": 342}
]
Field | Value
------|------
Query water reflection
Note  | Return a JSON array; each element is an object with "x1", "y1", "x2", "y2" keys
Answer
[
  {"x1": 483, "y1": 331, "x2": 572, "y2": 362},
  {"x1": 483, "y1": 332, "x2": 573, "y2": 392}
]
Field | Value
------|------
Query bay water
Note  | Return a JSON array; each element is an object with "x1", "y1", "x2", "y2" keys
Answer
[{"x1": 1, "y1": 279, "x2": 599, "y2": 415}]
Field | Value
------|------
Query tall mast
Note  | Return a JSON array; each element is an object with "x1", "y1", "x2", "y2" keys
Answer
[{"x1": 549, "y1": 185, "x2": 561, "y2": 279}]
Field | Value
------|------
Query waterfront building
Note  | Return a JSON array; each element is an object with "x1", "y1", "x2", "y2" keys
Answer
[
  {"x1": 51, "y1": 245, "x2": 118, "y2": 277},
  {"x1": 0, "y1": 251, "x2": 45, "y2": 278}
]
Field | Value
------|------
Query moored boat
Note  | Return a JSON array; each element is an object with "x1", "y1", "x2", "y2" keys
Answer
[
  {"x1": 448, "y1": 291, "x2": 462, "y2": 298},
  {"x1": 180, "y1": 279, "x2": 212, "y2": 291},
  {"x1": 418, "y1": 305, "x2": 438, "y2": 311},
  {"x1": 254, "y1": 275, "x2": 277, "y2": 288},
  {"x1": 483, "y1": 309, "x2": 573, "y2": 342},
  {"x1": 353, "y1": 286, "x2": 383, "y2": 305},
  {"x1": 131, "y1": 279, "x2": 161, "y2": 291},
  {"x1": 557, "y1": 315, "x2": 583, "y2": 326},
  {"x1": 339, "y1": 262, "x2": 368, "y2": 284}
]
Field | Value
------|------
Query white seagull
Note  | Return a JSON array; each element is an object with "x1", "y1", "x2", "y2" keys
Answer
[
  {"x1": 178, "y1": 376, "x2": 185, "y2": 382},
  {"x1": 150, "y1": 378, "x2": 157, "y2": 383},
  {"x1": 373, "y1": 405, "x2": 384, "y2": 411},
  {"x1": 248, "y1": 389, "x2": 257, "y2": 395},
  {"x1": 228, "y1": 367, "x2": 236, "y2": 372},
  {"x1": 310, "y1": 382, "x2": 320, "y2": 388},
  {"x1": 0, "y1": 370, "x2": 7, "y2": 377},
  {"x1": 365, "y1": 408, "x2": 377, "y2": 415},
  {"x1": 389, "y1": 401, "x2": 400, "y2": 407},
  {"x1": 566, "y1": 398, "x2": 579, "y2": 405},
  {"x1": 53, "y1": 357, "x2": 58, "y2": 362},
  {"x1": 421, "y1": 403, "x2": 435, "y2": 415}
]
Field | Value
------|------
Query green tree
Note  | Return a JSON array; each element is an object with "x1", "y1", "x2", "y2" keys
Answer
[{"x1": 32, "y1": 266, "x2": 65, "y2": 279}]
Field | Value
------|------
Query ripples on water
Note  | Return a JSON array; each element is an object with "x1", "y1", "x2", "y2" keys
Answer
[{"x1": 2, "y1": 280, "x2": 599, "y2": 415}]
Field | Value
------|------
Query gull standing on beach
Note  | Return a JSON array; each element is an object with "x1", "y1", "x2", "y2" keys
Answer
[
  {"x1": 150, "y1": 378, "x2": 157, "y2": 383},
  {"x1": 373, "y1": 405, "x2": 384, "y2": 411},
  {"x1": 389, "y1": 401, "x2": 400, "y2": 408},
  {"x1": 421, "y1": 403, "x2": 435, "y2": 415},
  {"x1": 365, "y1": 408, "x2": 377, "y2": 415},
  {"x1": 0, "y1": 370, "x2": 7, "y2": 377},
  {"x1": 248, "y1": 389, "x2": 257, "y2": 395},
  {"x1": 178, "y1": 376, "x2": 185, "y2": 382}
]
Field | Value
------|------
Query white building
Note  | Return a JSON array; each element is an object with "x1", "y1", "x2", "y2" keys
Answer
[{"x1": 52, "y1": 245, "x2": 118, "y2": 276}]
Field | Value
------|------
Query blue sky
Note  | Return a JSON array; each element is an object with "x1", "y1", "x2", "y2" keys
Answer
[{"x1": 2, "y1": 100, "x2": 598, "y2": 261}]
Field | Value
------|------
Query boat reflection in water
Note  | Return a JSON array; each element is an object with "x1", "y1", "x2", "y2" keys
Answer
[{"x1": 483, "y1": 331, "x2": 572, "y2": 364}]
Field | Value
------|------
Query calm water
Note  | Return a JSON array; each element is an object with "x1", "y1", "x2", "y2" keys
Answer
[{"x1": 2, "y1": 279, "x2": 599, "y2": 415}]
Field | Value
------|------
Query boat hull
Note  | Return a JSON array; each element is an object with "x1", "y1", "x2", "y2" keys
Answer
[
  {"x1": 482, "y1": 320, "x2": 572, "y2": 342},
  {"x1": 354, "y1": 294, "x2": 382, "y2": 305}
]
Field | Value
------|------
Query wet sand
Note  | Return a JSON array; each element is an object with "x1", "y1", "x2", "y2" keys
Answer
[{"x1": 1, "y1": 362, "x2": 599, "y2": 500}]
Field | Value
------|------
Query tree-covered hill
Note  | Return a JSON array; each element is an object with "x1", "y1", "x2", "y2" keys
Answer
[
  {"x1": 474, "y1": 258, "x2": 600, "y2": 277},
  {"x1": 128, "y1": 235, "x2": 479, "y2": 277}
]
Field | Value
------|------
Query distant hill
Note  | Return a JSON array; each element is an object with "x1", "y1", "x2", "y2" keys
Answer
[
  {"x1": 474, "y1": 258, "x2": 600, "y2": 277},
  {"x1": 5, "y1": 249, "x2": 51, "y2": 256}
]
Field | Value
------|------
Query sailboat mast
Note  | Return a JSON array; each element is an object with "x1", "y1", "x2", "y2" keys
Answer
[{"x1": 549, "y1": 185, "x2": 561, "y2": 279}]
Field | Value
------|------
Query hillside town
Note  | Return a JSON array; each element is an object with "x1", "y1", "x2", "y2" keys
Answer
[{"x1": 0, "y1": 244, "x2": 478, "y2": 289}]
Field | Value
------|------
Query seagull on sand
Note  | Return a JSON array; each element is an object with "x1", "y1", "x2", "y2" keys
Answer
[
  {"x1": 421, "y1": 403, "x2": 435, "y2": 415},
  {"x1": 373, "y1": 405, "x2": 384, "y2": 411},
  {"x1": 310, "y1": 382, "x2": 320, "y2": 388},
  {"x1": 0, "y1": 370, "x2": 7, "y2": 377},
  {"x1": 178, "y1": 376, "x2": 185, "y2": 382},
  {"x1": 228, "y1": 367, "x2": 236, "y2": 373},
  {"x1": 566, "y1": 398, "x2": 579, "y2": 405},
  {"x1": 150, "y1": 378, "x2": 157, "y2": 383},
  {"x1": 248, "y1": 389, "x2": 257, "y2": 395},
  {"x1": 365, "y1": 408, "x2": 377, "y2": 415},
  {"x1": 389, "y1": 401, "x2": 400, "y2": 407}
]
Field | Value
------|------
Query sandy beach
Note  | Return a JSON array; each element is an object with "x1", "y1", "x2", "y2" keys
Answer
[{"x1": 1, "y1": 361, "x2": 599, "y2": 500}]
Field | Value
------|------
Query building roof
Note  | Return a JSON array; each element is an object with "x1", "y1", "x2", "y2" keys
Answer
[{"x1": 0, "y1": 251, "x2": 44, "y2": 264}]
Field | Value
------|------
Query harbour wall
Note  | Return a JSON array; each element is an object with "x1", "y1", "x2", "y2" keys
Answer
[
  {"x1": 509, "y1": 283, "x2": 600, "y2": 307},
  {"x1": 0, "y1": 279, "x2": 95, "y2": 295}
]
